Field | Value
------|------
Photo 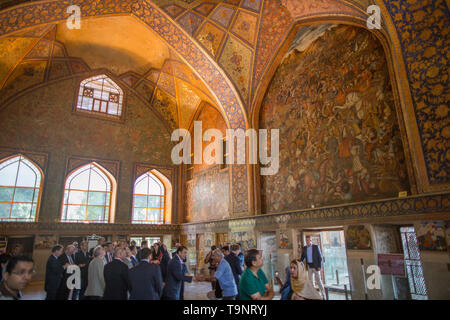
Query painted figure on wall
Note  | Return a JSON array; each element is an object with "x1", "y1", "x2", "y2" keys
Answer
[
  {"x1": 187, "y1": 234, "x2": 196, "y2": 249},
  {"x1": 34, "y1": 235, "x2": 57, "y2": 249},
  {"x1": 230, "y1": 231, "x2": 256, "y2": 251},
  {"x1": 260, "y1": 25, "x2": 410, "y2": 213},
  {"x1": 417, "y1": 221, "x2": 447, "y2": 251},
  {"x1": 346, "y1": 225, "x2": 372, "y2": 250},
  {"x1": 184, "y1": 103, "x2": 229, "y2": 222},
  {"x1": 278, "y1": 229, "x2": 293, "y2": 249},
  {"x1": 204, "y1": 233, "x2": 214, "y2": 249}
]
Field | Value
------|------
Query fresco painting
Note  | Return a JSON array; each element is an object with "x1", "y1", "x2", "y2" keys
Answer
[
  {"x1": 34, "y1": 234, "x2": 57, "y2": 249},
  {"x1": 185, "y1": 103, "x2": 229, "y2": 223},
  {"x1": 416, "y1": 221, "x2": 447, "y2": 251},
  {"x1": 346, "y1": 225, "x2": 372, "y2": 250},
  {"x1": 185, "y1": 168, "x2": 229, "y2": 223},
  {"x1": 278, "y1": 229, "x2": 292, "y2": 249},
  {"x1": 260, "y1": 25, "x2": 410, "y2": 213},
  {"x1": 230, "y1": 231, "x2": 256, "y2": 251}
]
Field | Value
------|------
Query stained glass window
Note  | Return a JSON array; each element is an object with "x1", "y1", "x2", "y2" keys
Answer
[
  {"x1": 61, "y1": 163, "x2": 114, "y2": 223},
  {"x1": 76, "y1": 75, "x2": 123, "y2": 118},
  {"x1": 132, "y1": 172, "x2": 165, "y2": 224},
  {"x1": 0, "y1": 155, "x2": 42, "y2": 222}
]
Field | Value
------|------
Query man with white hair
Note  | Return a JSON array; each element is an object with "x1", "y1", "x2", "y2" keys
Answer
[
  {"x1": 211, "y1": 248, "x2": 238, "y2": 300},
  {"x1": 72, "y1": 242, "x2": 79, "y2": 255},
  {"x1": 57, "y1": 244, "x2": 76, "y2": 300},
  {"x1": 103, "y1": 247, "x2": 130, "y2": 300},
  {"x1": 84, "y1": 246, "x2": 106, "y2": 300}
]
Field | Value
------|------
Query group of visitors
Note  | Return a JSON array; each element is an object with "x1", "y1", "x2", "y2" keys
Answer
[
  {"x1": 44, "y1": 238, "x2": 190, "y2": 300},
  {"x1": 203, "y1": 236, "x2": 326, "y2": 300},
  {"x1": 0, "y1": 235, "x2": 326, "y2": 300}
]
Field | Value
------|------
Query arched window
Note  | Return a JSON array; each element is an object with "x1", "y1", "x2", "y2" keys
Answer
[
  {"x1": 76, "y1": 74, "x2": 123, "y2": 118},
  {"x1": 61, "y1": 163, "x2": 116, "y2": 223},
  {"x1": 132, "y1": 171, "x2": 165, "y2": 224},
  {"x1": 0, "y1": 155, "x2": 43, "y2": 222}
]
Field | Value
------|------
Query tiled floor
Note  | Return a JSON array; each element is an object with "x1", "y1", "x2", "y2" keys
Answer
[
  {"x1": 21, "y1": 280, "x2": 346, "y2": 300},
  {"x1": 21, "y1": 281, "x2": 237, "y2": 300}
]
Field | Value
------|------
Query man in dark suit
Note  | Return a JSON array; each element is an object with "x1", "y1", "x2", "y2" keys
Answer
[
  {"x1": 129, "y1": 248, "x2": 162, "y2": 300},
  {"x1": 300, "y1": 235, "x2": 325, "y2": 299},
  {"x1": 103, "y1": 242, "x2": 114, "y2": 264},
  {"x1": 162, "y1": 246, "x2": 192, "y2": 300},
  {"x1": 103, "y1": 247, "x2": 130, "y2": 300},
  {"x1": 225, "y1": 244, "x2": 243, "y2": 299},
  {"x1": 56, "y1": 244, "x2": 76, "y2": 300},
  {"x1": 130, "y1": 240, "x2": 140, "y2": 252},
  {"x1": 129, "y1": 245, "x2": 139, "y2": 267},
  {"x1": 159, "y1": 244, "x2": 171, "y2": 283},
  {"x1": 136, "y1": 240, "x2": 148, "y2": 262},
  {"x1": 44, "y1": 245, "x2": 64, "y2": 300},
  {"x1": 74, "y1": 241, "x2": 91, "y2": 300}
]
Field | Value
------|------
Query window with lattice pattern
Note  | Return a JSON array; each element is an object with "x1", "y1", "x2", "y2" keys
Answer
[
  {"x1": 132, "y1": 172, "x2": 165, "y2": 224},
  {"x1": 0, "y1": 155, "x2": 42, "y2": 222},
  {"x1": 76, "y1": 75, "x2": 123, "y2": 118},
  {"x1": 61, "y1": 163, "x2": 114, "y2": 223}
]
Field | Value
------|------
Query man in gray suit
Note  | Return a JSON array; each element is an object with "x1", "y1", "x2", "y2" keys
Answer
[{"x1": 129, "y1": 248, "x2": 163, "y2": 300}]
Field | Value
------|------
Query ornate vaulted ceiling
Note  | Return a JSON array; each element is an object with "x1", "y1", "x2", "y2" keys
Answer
[
  {"x1": 152, "y1": 0, "x2": 370, "y2": 111},
  {"x1": 0, "y1": 0, "x2": 372, "y2": 126},
  {"x1": 0, "y1": 15, "x2": 218, "y2": 132}
]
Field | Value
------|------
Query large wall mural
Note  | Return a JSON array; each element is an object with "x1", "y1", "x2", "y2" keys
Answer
[
  {"x1": 185, "y1": 168, "x2": 230, "y2": 222},
  {"x1": 185, "y1": 103, "x2": 230, "y2": 222},
  {"x1": 260, "y1": 25, "x2": 410, "y2": 213}
]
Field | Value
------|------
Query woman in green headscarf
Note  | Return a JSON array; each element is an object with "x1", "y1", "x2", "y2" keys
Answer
[{"x1": 289, "y1": 259, "x2": 323, "y2": 300}]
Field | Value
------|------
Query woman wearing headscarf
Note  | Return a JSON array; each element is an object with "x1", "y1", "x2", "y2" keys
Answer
[{"x1": 289, "y1": 259, "x2": 323, "y2": 300}]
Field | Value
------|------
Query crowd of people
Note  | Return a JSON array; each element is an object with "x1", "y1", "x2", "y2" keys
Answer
[{"x1": 0, "y1": 236, "x2": 326, "y2": 300}]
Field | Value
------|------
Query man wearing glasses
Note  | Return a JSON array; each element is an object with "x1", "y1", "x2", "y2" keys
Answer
[{"x1": 0, "y1": 255, "x2": 34, "y2": 300}]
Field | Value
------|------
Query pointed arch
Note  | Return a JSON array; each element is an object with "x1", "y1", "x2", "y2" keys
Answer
[
  {"x1": 131, "y1": 169, "x2": 172, "y2": 224},
  {"x1": 0, "y1": 154, "x2": 43, "y2": 222},
  {"x1": 250, "y1": 6, "x2": 423, "y2": 212},
  {"x1": 61, "y1": 162, "x2": 117, "y2": 223}
]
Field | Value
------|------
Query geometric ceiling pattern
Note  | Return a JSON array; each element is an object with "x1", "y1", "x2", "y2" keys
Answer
[
  {"x1": 154, "y1": 0, "x2": 368, "y2": 111},
  {"x1": 0, "y1": 0, "x2": 371, "y2": 118},
  {"x1": 157, "y1": 0, "x2": 263, "y2": 106}
]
